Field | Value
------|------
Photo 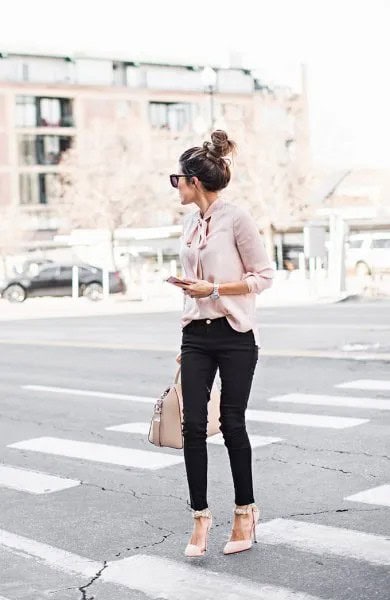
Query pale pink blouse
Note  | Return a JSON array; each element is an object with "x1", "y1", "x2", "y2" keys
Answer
[{"x1": 179, "y1": 197, "x2": 275, "y2": 347}]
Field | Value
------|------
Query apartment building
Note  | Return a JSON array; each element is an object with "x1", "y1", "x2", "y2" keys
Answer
[{"x1": 0, "y1": 51, "x2": 309, "y2": 243}]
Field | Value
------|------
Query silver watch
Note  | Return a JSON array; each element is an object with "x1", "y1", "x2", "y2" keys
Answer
[{"x1": 210, "y1": 282, "x2": 220, "y2": 300}]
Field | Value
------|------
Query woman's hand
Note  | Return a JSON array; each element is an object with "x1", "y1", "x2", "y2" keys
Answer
[
  {"x1": 181, "y1": 279, "x2": 214, "y2": 298},
  {"x1": 175, "y1": 352, "x2": 182, "y2": 364}
]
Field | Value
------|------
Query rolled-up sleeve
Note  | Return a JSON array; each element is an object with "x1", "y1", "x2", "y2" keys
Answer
[{"x1": 233, "y1": 208, "x2": 275, "y2": 294}]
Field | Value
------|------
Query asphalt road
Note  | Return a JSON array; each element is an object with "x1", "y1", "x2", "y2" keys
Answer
[{"x1": 0, "y1": 300, "x2": 389, "y2": 600}]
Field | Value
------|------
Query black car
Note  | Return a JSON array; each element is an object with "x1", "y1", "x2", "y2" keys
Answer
[{"x1": 0, "y1": 263, "x2": 126, "y2": 303}]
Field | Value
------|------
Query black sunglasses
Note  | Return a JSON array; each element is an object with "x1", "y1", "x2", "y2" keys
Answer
[{"x1": 169, "y1": 174, "x2": 189, "y2": 188}]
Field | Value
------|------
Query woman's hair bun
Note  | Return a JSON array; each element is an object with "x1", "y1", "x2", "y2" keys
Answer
[{"x1": 203, "y1": 130, "x2": 236, "y2": 160}]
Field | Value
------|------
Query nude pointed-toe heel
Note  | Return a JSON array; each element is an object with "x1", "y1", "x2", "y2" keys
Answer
[
  {"x1": 184, "y1": 507, "x2": 213, "y2": 557},
  {"x1": 223, "y1": 503, "x2": 260, "y2": 555}
]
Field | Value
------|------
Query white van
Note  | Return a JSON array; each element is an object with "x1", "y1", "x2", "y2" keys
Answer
[{"x1": 346, "y1": 232, "x2": 390, "y2": 276}]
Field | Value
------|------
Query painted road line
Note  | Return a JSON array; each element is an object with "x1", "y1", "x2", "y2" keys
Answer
[
  {"x1": 207, "y1": 433, "x2": 283, "y2": 447},
  {"x1": 0, "y1": 529, "x2": 328, "y2": 600},
  {"x1": 267, "y1": 393, "x2": 390, "y2": 411},
  {"x1": 22, "y1": 385, "x2": 155, "y2": 404},
  {"x1": 0, "y1": 464, "x2": 80, "y2": 495},
  {"x1": 345, "y1": 485, "x2": 390, "y2": 507},
  {"x1": 335, "y1": 379, "x2": 390, "y2": 392},
  {"x1": 105, "y1": 423, "x2": 282, "y2": 448},
  {"x1": 106, "y1": 422, "x2": 152, "y2": 434},
  {"x1": 21, "y1": 387, "x2": 369, "y2": 428},
  {"x1": 245, "y1": 410, "x2": 368, "y2": 429},
  {"x1": 0, "y1": 528, "x2": 100, "y2": 577},
  {"x1": 7, "y1": 437, "x2": 183, "y2": 470},
  {"x1": 102, "y1": 554, "x2": 326, "y2": 600},
  {"x1": 1, "y1": 338, "x2": 388, "y2": 360},
  {"x1": 257, "y1": 519, "x2": 390, "y2": 566}
]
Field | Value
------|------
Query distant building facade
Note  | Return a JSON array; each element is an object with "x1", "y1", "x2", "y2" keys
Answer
[{"x1": 0, "y1": 51, "x2": 310, "y2": 241}]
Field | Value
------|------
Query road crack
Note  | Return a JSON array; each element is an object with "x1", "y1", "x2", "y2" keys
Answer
[
  {"x1": 112, "y1": 520, "x2": 175, "y2": 557},
  {"x1": 79, "y1": 480, "x2": 142, "y2": 499},
  {"x1": 274, "y1": 441, "x2": 390, "y2": 462},
  {"x1": 78, "y1": 561, "x2": 107, "y2": 600},
  {"x1": 258, "y1": 455, "x2": 353, "y2": 474},
  {"x1": 257, "y1": 456, "x2": 378, "y2": 478},
  {"x1": 79, "y1": 483, "x2": 186, "y2": 502},
  {"x1": 284, "y1": 507, "x2": 384, "y2": 518}
]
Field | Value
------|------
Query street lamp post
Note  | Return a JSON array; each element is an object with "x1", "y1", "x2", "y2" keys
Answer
[{"x1": 201, "y1": 66, "x2": 217, "y2": 132}]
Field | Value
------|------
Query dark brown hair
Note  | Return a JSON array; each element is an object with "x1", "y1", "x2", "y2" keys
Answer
[{"x1": 179, "y1": 130, "x2": 237, "y2": 192}]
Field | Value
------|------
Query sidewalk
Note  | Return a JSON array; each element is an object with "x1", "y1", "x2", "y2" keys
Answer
[{"x1": 0, "y1": 277, "x2": 367, "y2": 321}]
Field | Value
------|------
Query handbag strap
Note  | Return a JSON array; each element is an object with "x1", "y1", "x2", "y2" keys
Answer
[
  {"x1": 174, "y1": 365, "x2": 181, "y2": 384},
  {"x1": 151, "y1": 414, "x2": 161, "y2": 446}
]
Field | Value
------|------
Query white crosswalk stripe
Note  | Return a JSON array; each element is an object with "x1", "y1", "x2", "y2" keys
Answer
[
  {"x1": 335, "y1": 379, "x2": 390, "y2": 392},
  {"x1": 0, "y1": 528, "x2": 330, "y2": 600},
  {"x1": 0, "y1": 528, "x2": 100, "y2": 576},
  {"x1": 207, "y1": 433, "x2": 283, "y2": 447},
  {"x1": 0, "y1": 464, "x2": 80, "y2": 494},
  {"x1": 267, "y1": 393, "x2": 390, "y2": 411},
  {"x1": 21, "y1": 384, "x2": 371, "y2": 428},
  {"x1": 257, "y1": 519, "x2": 390, "y2": 566},
  {"x1": 106, "y1": 422, "x2": 151, "y2": 434},
  {"x1": 105, "y1": 422, "x2": 283, "y2": 448},
  {"x1": 102, "y1": 554, "x2": 326, "y2": 600},
  {"x1": 345, "y1": 484, "x2": 390, "y2": 507},
  {"x1": 246, "y1": 409, "x2": 368, "y2": 429},
  {"x1": 7, "y1": 437, "x2": 183, "y2": 470},
  {"x1": 21, "y1": 384, "x2": 155, "y2": 404}
]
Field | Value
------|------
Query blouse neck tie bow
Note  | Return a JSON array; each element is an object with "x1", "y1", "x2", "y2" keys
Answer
[{"x1": 185, "y1": 215, "x2": 210, "y2": 249}]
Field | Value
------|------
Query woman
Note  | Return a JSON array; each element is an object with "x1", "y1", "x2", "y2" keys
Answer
[{"x1": 169, "y1": 130, "x2": 274, "y2": 557}]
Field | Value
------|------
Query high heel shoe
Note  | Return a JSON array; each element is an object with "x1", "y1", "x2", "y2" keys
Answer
[
  {"x1": 223, "y1": 503, "x2": 260, "y2": 555},
  {"x1": 184, "y1": 507, "x2": 213, "y2": 557}
]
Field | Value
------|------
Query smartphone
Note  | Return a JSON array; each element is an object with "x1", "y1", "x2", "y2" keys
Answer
[{"x1": 165, "y1": 276, "x2": 191, "y2": 286}]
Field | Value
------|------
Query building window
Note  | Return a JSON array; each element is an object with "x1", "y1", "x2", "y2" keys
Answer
[
  {"x1": 149, "y1": 102, "x2": 192, "y2": 131},
  {"x1": 38, "y1": 173, "x2": 59, "y2": 204},
  {"x1": 15, "y1": 96, "x2": 37, "y2": 127},
  {"x1": 18, "y1": 135, "x2": 72, "y2": 165},
  {"x1": 18, "y1": 135, "x2": 36, "y2": 165},
  {"x1": 15, "y1": 96, "x2": 74, "y2": 128},
  {"x1": 371, "y1": 238, "x2": 390, "y2": 248},
  {"x1": 38, "y1": 97, "x2": 73, "y2": 127},
  {"x1": 348, "y1": 239, "x2": 363, "y2": 249},
  {"x1": 37, "y1": 135, "x2": 72, "y2": 164},
  {"x1": 19, "y1": 172, "x2": 60, "y2": 205},
  {"x1": 19, "y1": 173, "x2": 40, "y2": 204}
]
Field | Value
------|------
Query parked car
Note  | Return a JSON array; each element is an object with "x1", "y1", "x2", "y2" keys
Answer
[
  {"x1": 0, "y1": 262, "x2": 126, "y2": 303},
  {"x1": 345, "y1": 232, "x2": 390, "y2": 276}
]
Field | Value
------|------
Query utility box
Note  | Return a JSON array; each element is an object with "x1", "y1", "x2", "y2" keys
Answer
[{"x1": 303, "y1": 224, "x2": 327, "y2": 258}]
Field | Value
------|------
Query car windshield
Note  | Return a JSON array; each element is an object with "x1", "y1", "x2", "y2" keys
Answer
[{"x1": 19, "y1": 263, "x2": 51, "y2": 276}]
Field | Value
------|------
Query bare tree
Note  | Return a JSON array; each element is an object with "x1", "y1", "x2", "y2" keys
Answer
[
  {"x1": 224, "y1": 90, "x2": 314, "y2": 260},
  {"x1": 55, "y1": 116, "x2": 178, "y2": 268},
  {"x1": 0, "y1": 205, "x2": 27, "y2": 277}
]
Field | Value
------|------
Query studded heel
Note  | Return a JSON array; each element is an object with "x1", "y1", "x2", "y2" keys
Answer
[
  {"x1": 184, "y1": 507, "x2": 213, "y2": 557},
  {"x1": 223, "y1": 503, "x2": 260, "y2": 555}
]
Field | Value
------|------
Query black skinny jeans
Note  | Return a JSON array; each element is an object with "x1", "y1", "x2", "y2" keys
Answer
[{"x1": 180, "y1": 316, "x2": 259, "y2": 511}]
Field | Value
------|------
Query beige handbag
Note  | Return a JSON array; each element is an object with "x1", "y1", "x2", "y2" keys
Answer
[{"x1": 148, "y1": 365, "x2": 221, "y2": 449}]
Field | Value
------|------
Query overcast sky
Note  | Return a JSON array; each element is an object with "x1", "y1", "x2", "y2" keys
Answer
[{"x1": 2, "y1": 0, "x2": 389, "y2": 169}]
